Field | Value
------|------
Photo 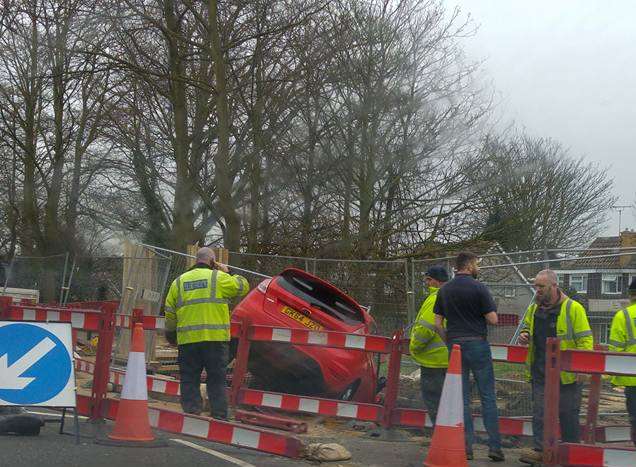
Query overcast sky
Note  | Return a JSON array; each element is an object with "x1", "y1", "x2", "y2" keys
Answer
[{"x1": 448, "y1": 0, "x2": 636, "y2": 237}]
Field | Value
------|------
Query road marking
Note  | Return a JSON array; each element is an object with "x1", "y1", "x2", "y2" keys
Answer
[{"x1": 171, "y1": 438, "x2": 256, "y2": 467}]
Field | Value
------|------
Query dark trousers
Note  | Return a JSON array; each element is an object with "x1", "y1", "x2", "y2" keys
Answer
[
  {"x1": 420, "y1": 367, "x2": 447, "y2": 425},
  {"x1": 626, "y1": 386, "x2": 636, "y2": 447},
  {"x1": 531, "y1": 379, "x2": 582, "y2": 450},
  {"x1": 178, "y1": 341, "x2": 229, "y2": 418},
  {"x1": 449, "y1": 339, "x2": 502, "y2": 452}
]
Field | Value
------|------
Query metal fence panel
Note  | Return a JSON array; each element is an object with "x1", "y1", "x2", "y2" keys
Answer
[{"x1": 2, "y1": 254, "x2": 68, "y2": 303}]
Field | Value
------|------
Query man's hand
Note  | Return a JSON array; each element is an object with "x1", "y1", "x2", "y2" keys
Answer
[
  {"x1": 165, "y1": 330, "x2": 177, "y2": 346},
  {"x1": 214, "y1": 261, "x2": 229, "y2": 273},
  {"x1": 434, "y1": 314, "x2": 447, "y2": 343},
  {"x1": 517, "y1": 332, "x2": 530, "y2": 346}
]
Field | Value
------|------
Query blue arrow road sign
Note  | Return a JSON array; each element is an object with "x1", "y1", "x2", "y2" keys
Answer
[{"x1": 0, "y1": 322, "x2": 73, "y2": 405}]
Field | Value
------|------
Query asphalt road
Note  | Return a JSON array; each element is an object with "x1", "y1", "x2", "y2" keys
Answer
[{"x1": 0, "y1": 411, "x2": 527, "y2": 467}]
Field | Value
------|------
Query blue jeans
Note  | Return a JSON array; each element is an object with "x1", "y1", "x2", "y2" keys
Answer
[{"x1": 448, "y1": 339, "x2": 502, "y2": 452}]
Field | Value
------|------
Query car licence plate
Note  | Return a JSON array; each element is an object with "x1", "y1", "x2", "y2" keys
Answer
[{"x1": 281, "y1": 306, "x2": 324, "y2": 331}]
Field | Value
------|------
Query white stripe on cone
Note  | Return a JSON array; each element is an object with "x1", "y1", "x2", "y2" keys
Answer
[
  {"x1": 435, "y1": 373, "x2": 463, "y2": 427},
  {"x1": 121, "y1": 351, "x2": 148, "y2": 401}
]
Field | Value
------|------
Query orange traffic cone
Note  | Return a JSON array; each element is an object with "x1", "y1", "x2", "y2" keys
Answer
[
  {"x1": 424, "y1": 344, "x2": 467, "y2": 467},
  {"x1": 108, "y1": 323, "x2": 155, "y2": 442}
]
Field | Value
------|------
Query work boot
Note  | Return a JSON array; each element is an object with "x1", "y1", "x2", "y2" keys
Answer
[
  {"x1": 519, "y1": 448, "x2": 543, "y2": 465},
  {"x1": 488, "y1": 448, "x2": 505, "y2": 462}
]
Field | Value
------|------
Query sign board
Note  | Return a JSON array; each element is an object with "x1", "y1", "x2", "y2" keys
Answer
[
  {"x1": 0, "y1": 321, "x2": 75, "y2": 407},
  {"x1": 141, "y1": 288, "x2": 161, "y2": 303}
]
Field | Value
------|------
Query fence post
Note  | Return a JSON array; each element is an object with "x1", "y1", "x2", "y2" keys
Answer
[
  {"x1": 381, "y1": 330, "x2": 403, "y2": 429},
  {"x1": 543, "y1": 337, "x2": 561, "y2": 466},
  {"x1": 90, "y1": 302, "x2": 116, "y2": 421},
  {"x1": 405, "y1": 259, "x2": 413, "y2": 324},
  {"x1": 230, "y1": 316, "x2": 252, "y2": 407},
  {"x1": 59, "y1": 252, "x2": 69, "y2": 304}
]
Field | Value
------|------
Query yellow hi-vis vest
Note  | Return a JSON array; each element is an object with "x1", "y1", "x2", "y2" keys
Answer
[
  {"x1": 608, "y1": 303, "x2": 636, "y2": 387},
  {"x1": 521, "y1": 297, "x2": 593, "y2": 385},
  {"x1": 409, "y1": 287, "x2": 449, "y2": 368},
  {"x1": 164, "y1": 266, "x2": 249, "y2": 345}
]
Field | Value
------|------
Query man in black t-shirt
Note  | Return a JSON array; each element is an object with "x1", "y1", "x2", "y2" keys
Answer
[{"x1": 434, "y1": 251, "x2": 504, "y2": 462}]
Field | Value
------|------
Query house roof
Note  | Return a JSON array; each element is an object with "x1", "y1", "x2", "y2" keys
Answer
[{"x1": 561, "y1": 236, "x2": 636, "y2": 270}]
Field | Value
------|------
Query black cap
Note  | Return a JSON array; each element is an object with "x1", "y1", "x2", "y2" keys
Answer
[
  {"x1": 629, "y1": 277, "x2": 636, "y2": 293},
  {"x1": 425, "y1": 266, "x2": 449, "y2": 282}
]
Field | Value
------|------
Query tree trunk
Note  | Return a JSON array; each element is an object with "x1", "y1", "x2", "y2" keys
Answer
[
  {"x1": 165, "y1": 0, "x2": 196, "y2": 252},
  {"x1": 208, "y1": 0, "x2": 240, "y2": 251},
  {"x1": 21, "y1": 13, "x2": 41, "y2": 255}
]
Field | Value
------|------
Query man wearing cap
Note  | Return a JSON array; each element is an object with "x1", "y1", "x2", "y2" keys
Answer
[
  {"x1": 410, "y1": 266, "x2": 449, "y2": 425},
  {"x1": 517, "y1": 269, "x2": 593, "y2": 465},
  {"x1": 608, "y1": 277, "x2": 636, "y2": 447},
  {"x1": 164, "y1": 247, "x2": 250, "y2": 419}
]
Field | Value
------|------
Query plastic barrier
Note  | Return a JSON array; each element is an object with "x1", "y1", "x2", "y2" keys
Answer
[
  {"x1": 1, "y1": 303, "x2": 165, "y2": 331},
  {"x1": 543, "y1": 339, "x2": 636, "y2": 466},
  {"x1": 0, "y1": 297, "x2": 163, "y2": 420},
  {"x1": 229, "y1": 318, "x2": 392, "y2": 425},
  {"x1": 8, "y1": 295, "x2": 634, "y2": 462},
  {"x1": 75, "y1": 394, "x2": 302, "y2": 458},
  {"x1": 75, "y1": 358, "x2": 181, "y2": 396}
]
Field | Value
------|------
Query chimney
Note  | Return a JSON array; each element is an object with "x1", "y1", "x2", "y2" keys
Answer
[{"x1": 619, "y1": 230, "x2": 636, "y2": 267}]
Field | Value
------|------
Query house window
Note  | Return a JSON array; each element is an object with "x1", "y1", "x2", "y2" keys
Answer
[
  {"x1": 503, "y1": 286, "x2": 516, "y2": 298},
  {"x1": 630, "y1": 274, "x2": 636, "y2": 288},
  {"x1": 556, "y1": 274, "x2": 566, "y2": 288},
  {"x1": 569, "y1": 274, "x2": 588, "y2": 293},
  {"x1": 601, "y1": 274, "x2": 622, "y2": 294}
]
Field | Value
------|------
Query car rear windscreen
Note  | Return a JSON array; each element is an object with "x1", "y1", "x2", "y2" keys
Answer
[{"x1": 276, "y1": 270, "x2": 364, "y2": 325}]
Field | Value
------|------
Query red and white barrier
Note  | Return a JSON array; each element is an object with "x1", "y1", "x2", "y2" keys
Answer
[
  {"x1": 593, "y1": 425, "x2": 633, "y2": 443},
  {"x1": 76, "y1": 394, "x2": 302, "y2": 458},
  {"x1": 4, "y1": 304, "x2": 165, "y2": 331},
  {"x1": 561, "y1": 349, "x2": 636, "y2": 376},
  {"x1": 475, "y1": 416, "x2": 533, "y2": 437},
  {"x1": 238, "y1": 388, "x2": 383, "y2": 421},
  {"x1": 248, "y1": 325, "x2": 392, "y2": 353},
  {"x1": 75, "y1": 358, "x2": 180, "y2": 396},
  {"x1": 558, "y1": 443, "x2": 636, "y2": 467},
  {"x1": 391, "y1": 408, "x2": 534, "y2": 437},
  {"x1": 4, "y1": 306, "x2": 103, "y2": 330},
  {"x1": 490, "y1": 344, "x2": 528, "y2": 363}
]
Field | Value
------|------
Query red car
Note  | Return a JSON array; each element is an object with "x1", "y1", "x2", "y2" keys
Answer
[{"x1": 231, "y1": 268, "x2": 380, "y2": 402}]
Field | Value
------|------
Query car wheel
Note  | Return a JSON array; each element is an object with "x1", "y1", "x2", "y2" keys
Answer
[{"x1": 339, "y1": 380, "x2": 360, "y2": 401}]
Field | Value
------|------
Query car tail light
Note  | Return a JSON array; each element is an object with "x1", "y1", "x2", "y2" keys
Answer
[{"x1": 256, "y1": 278, "x2": 271, "y2": 293}]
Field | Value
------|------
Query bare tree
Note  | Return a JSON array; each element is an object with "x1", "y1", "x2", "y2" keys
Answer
[{"x1": 472, "y1": 133, "x2": 616, "y2": 250}]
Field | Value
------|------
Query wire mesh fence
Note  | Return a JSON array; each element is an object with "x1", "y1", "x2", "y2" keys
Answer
[
  {"x1": 1, "y1": 253, "x2": 69, "y2": 303},
  {"x1": 230, "y1": 252, "x2": 410, "y2": 335},
  {"x1": 2, "y1": 241, "x2": 634, "y2": 420}
]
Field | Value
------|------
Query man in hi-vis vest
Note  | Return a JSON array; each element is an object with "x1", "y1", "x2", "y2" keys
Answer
[
  {"x1": 409, "y1": 266, "x2": 449, "y2": 425},
  {"x1": 164, "y1": 247, "x2": 249, "y2": 419},
  {"x1": 608, "y1": 277, "x2": 636, "y2": 447},
  {"x1": 517, "y1": 269, "x2": 593, "y2": 465}
]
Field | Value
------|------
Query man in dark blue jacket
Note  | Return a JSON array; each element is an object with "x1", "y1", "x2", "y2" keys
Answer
[{"x1": 434, "y1": 251, "x2": 503, "y2": 462}]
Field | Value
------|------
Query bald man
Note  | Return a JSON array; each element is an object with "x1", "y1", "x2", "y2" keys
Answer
[
  {"x1": 164, "y1": 247, "x2": 249, "y2": 418},
  {"x1": 517, "y1": 269, "x2": 593, "y2": 464}
]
